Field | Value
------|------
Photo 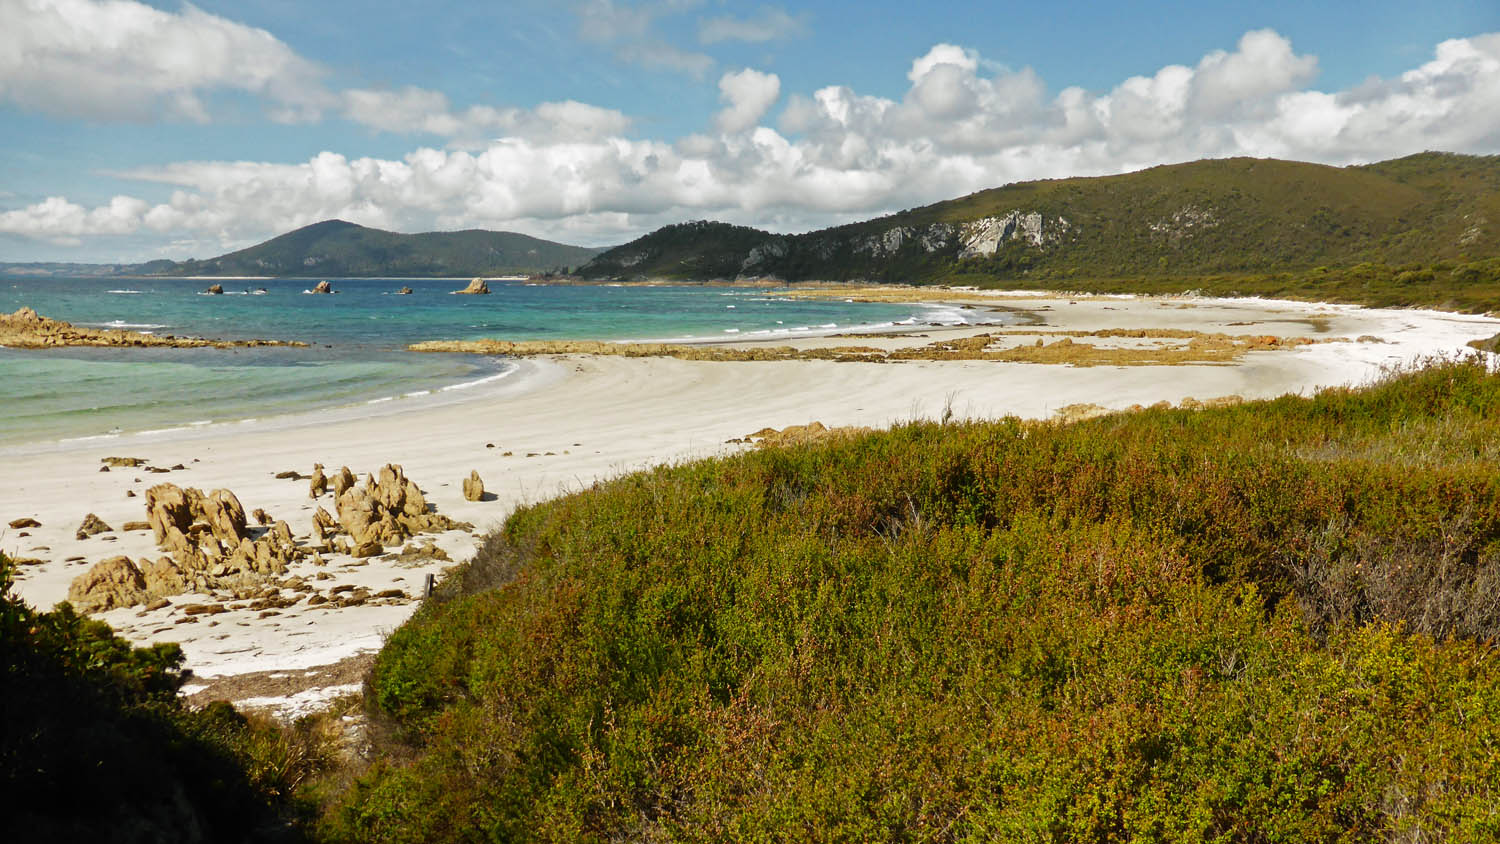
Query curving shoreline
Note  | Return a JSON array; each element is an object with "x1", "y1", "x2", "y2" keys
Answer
[{"x1": 3, "y1": 291, "x2": 1498, "y2": 717}]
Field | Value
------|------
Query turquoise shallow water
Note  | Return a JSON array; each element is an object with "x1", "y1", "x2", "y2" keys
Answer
[{"x1": 1, "y1": 276, "x2": 1002, "y2": 448}]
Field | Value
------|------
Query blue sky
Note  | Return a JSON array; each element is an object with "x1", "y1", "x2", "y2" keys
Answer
[{"x1": 2, "y1": 0, "x2": 1498, "y2": 262}]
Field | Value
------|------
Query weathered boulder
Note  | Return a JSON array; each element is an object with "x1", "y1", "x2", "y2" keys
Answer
[
  {"x1": 311, "y1": 506, "x2": 338, "y2": 542},
  {"x1": 453, "y1": 277, "x2": 490, "y2": 295},
  {"x1": 311, "y1": 280, "x2": 333, "y2": 294},
  {"x1": 309, "y1": 463, "x2": 327, "y2": 498},
  {"x1": 396, "y1": 286, "x2": 413, "y2": 295},
  {"x1": 204, "y1": 284, "x2": 224, "y2": 295},
  {"x1": 462, "y1": 470, "x2": 485, "y2": 501},
  {"x1": 8, "y1": 517, "x2": 40, "y2": 529},
  {"x1": 331, "y1": 466, "x2": 355, "y2": 497},
  {"x1": 67, "y1": 556, "x2": 148, "y2": 612},
  {"x1": 101, "y1": 456, "x2": 146, "y2": 467},
  {"x1": 76, "y1": 513, "x2": 113, "y2": 539},
  {"x1": 122, "y1": 520, "x2": 152, "y2": 532},
  {"x1": 336, "y1": 487, "x2": 379, "y2": 547},
  {"x1": 145, "y1": 484, "x2": 194, "y2": 543},
  {"x1": 200, "y1": 489, "x2": 247, "y2": 544}
]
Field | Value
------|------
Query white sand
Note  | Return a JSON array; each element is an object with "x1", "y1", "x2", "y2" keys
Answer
[{"x1": 3, "y1": 293, "x2": 1496, "y2": 694}]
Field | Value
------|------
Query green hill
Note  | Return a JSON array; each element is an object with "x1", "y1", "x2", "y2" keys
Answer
[
  {"x1": 580, "y1": 153, "x2": 1500, "y2": 297},
  {"x1": 312, "y1": 360, "x2": 1500, "y2": 841},
  {"x1": 159, "y1": 220, "x2": 605, "y2": 277}
]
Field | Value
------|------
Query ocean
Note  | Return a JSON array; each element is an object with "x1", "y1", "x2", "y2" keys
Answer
[{"x1": 0, "y1": 276, "x2": 1006, "y2": 449}]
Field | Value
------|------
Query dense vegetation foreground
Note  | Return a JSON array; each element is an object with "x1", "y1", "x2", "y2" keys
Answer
[{"x1": 317, "y1": 359, "x2": 1500, "y2": 842}]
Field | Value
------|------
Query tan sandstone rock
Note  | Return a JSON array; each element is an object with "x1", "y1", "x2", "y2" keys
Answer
[
  {"x1": 75, "y1": 513, "x2": 113, "y2": 539},
  {"x1": 462, "y1": 470, "x2": 485, "y2": 501},
  {"x1": 331, "y1": 466, "x2": 356, "y2": 497},
  {"x1": 453, "y1": 277, "x2": 490, "y2": 295},
  {"x1": 68, "y1": 556, "x2": 148, "y2": 612}
]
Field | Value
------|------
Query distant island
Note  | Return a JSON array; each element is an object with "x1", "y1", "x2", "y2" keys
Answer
[{"x1": 1, "y1": 220, "x2": 605, "y2": 278}]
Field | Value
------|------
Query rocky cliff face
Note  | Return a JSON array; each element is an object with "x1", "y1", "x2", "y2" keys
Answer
[{"x1": 733, "y1": 210, "x2": 1073, "y2": 277}]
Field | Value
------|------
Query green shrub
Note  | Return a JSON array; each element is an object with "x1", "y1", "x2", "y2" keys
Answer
[
  {"x1": 322, "y1": 360, "x2": 1500, "y2": 842},
  {"x1": 0, "y1": 557, "x2": 325, "y2": 842}
]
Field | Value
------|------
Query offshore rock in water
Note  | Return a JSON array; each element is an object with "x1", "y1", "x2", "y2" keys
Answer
[
  {"x1": 204, "y1": 284, "x2": 224, "y2": 295},
  {"x1": 397, "y1": 286, "x2": 414, "y2": 295},
  {"x1": 311, "y1": 280, "x2": 334, "y2": 294},
  {"x1": 453, "y1": 277, "x2": 490, "y2": 295}
]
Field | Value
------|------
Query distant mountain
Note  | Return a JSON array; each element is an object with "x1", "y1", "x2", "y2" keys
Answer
[
  {"x1": 156, "y1": 220, "x2": 605, "y2": 277},
  {"x1": 0, "y1": 260, "x2": 175, "y2": 277},
  {"x1": 580, "y1": 153, "x2": 1500, "y2": 283}
]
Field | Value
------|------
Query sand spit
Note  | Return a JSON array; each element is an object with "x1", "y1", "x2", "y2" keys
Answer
[
  {"x1": 0, "y1": 306, "x2": 306, "y2": 349},
  {"x1": 411, "y1": 327, "x2": 1333, "y2": 367}
]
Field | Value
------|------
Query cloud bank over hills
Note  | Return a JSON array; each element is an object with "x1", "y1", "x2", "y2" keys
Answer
[{"x1": 0, "y1": 0, "x2": 1497, "y2": 258}]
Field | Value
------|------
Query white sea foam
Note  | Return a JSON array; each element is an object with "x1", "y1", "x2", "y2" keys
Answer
[
  {"x1": 82, "y1": 320, "x2": 168, "y2": 330},
  {"x1": 439, "y1": 367, "x2": 518, "y2": 392},
  {"x1": 106, "y1": 289, "x2": 143, "y2": 294},
  {"x1": 58, "y1": 432, "x2": 122, "y2": 444}
]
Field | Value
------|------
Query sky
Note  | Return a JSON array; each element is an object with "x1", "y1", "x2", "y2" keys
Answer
[{"x1": 1, "y1": 0, "x2": 1498, "y2": 263}]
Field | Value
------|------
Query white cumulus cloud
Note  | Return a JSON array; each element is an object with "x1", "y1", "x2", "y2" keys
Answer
[
  {"x1": 0, "y1": 0, "x2": 331, "y2": 122},
  {"x1": 716, "y1": 68, "x2": 781, "y2": 133},
  {"x1": 4, "y1": 29, "x2": 1500, "y2": 255}
]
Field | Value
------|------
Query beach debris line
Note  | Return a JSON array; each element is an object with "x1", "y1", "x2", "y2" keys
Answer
[{"x1": 0, "y1": 306, "x2": 306, "y2": 349}]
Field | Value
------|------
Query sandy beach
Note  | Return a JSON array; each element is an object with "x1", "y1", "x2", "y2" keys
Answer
[{"x1": 4, "y1": 290, "x2": 1497, "y2": 718}]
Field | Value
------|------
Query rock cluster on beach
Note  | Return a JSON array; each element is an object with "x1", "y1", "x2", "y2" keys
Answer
[
  {"x1": 65, "y1": 464, "x2": 475, "y2": 613},
  {"x1": 453, "y1": 277, "x2": 490, "y2": 295},
  {"x1": 327, "y1": 464, "x2": 472, "y2": 557},
  {"x1": 0, "y1": 306, "x2": 306, "y2": 349}
]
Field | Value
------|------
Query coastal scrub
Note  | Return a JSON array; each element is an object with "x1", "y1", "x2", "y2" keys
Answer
[{"x1": 320, "y1": 359, "x2": 1500, "y2": 842}]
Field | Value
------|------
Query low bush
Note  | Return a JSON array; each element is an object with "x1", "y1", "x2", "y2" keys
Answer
[
  {"x1": 0, "y1": 557, "x2": 329, "y2": 843},
  {"x1": 322, "y1": 360, "x2": 1500, "y2": 842}
]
